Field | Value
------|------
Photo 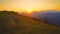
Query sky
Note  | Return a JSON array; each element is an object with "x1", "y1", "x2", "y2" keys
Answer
[{"x1": 0, "y1": 0, "x2": 60, "y2": 12}]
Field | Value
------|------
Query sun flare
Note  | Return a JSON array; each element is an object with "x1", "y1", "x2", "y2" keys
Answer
[{"x1": 26, "y1": 9, "x2": 32, "y2": 13}]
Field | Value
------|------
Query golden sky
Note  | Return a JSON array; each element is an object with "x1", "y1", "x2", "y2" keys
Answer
[{"x1": 0, "y1": 0, "x2": 60, "y2": 12}]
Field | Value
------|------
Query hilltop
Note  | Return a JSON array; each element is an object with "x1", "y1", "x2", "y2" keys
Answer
[{"x1": 0, "y1": 10, "x2": 60, "y2": 34}]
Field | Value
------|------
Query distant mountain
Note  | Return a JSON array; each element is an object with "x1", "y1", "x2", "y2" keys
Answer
[
  {"x1": 0, "y1": 10, "x2": 60, "y2": 34},
  {"x1": 30, "y1": 10, "x2": 60, "y2": 26}
]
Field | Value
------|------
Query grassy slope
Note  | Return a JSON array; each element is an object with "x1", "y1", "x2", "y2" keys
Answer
[{"x1": 0, "y1": 11, "x2": 60, "y2": 34}]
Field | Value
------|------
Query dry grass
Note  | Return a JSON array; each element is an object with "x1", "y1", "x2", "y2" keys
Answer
[{"x1": 0, "y1": 11, "x2": 60, "y2": 34}]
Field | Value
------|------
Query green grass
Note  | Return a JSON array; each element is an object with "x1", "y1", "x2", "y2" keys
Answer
[{"x1": 0, "y1": 11, "x2": 60, "y2": 34}]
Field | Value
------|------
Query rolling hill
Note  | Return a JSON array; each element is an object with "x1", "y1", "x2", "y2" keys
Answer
[
  {"x1": 0, "y1": 10, "x2": 60, "y2": 34},
  {"x1": 29, "y1": 10, "x2": 60, "y2": 26}
]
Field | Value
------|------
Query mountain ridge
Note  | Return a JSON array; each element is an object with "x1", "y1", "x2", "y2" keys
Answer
[{"x1": 0, "y1": 10, "x2": 60, "y2": 34}]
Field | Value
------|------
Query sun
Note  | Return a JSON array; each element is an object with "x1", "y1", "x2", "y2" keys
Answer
[{"x1": 26, "y1": 9, "x2": 32, "y2": 13}]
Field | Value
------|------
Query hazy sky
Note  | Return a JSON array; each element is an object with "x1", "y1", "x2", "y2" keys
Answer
[{"x1": 0, "y1": 0, "x2": 60, "y2": 12}]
